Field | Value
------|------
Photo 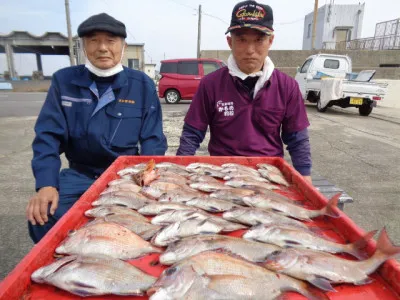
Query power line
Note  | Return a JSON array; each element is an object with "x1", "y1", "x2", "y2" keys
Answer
[{"x1": 275, "y1": 17, "x2": 305, "y2": 26}]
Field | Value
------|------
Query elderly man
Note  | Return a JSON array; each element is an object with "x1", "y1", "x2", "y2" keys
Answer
[
  {"x1": 27, "y1": 13, "x2": 167, "y2": 243},
  {"x1": 177, "y1": 0, "x2": 312, "y2": 182}
]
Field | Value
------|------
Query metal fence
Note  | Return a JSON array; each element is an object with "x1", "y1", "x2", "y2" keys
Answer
[{"x1": 323, "y1": 18, "x2": 400, "y2": 50}]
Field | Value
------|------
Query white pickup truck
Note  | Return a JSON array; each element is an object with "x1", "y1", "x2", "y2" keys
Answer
[{"x1": 294, "y1": 54, "x2": 388, "y2": 116}]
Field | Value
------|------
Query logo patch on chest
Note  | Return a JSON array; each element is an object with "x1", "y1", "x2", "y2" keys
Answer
[
  {"x1": 217, "y1": 100, "x2": 235, "y2": 117},
  {"x1": 119, "y1": 99, "x2": 135, "y2": 104}
]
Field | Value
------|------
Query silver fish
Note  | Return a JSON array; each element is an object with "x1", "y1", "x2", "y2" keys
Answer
[
  {"x1": 258, "y1": 168, "x2": 290, "y2": 186},
  {"x1": 223, "y1": 206, "x2": 309, "y2": 229},
  {"x1": 151, "y1": 218, "x2": 224, "y2": 246},
  {"x1": 138, "y1": 202, "x2": 192, "y2": 215},
  {"x1": 186, "y1": 197, "x2": 241, "y2": 213},
  {"x1": 156, "y1": 162, "x2": 188, "y2": 171},
  {"x1": 210, "y1": 188, "x2": 256, "y2": 205},
  {"x1": 56, "y1": 222, "x2": 161, "y2": 260},
  {"x1": 158, "y1": 190, "x2": 203, "y2": 203},
  {"x1": 263, "y1": 228, "x2": 400, "y2": 291},
  {"x1": 189, "y1": 174, "x2": 221, "y2": 183},
  {"x1": 186, "y1": 163, "x2": 223, "y2": 171},
  {"x1": 149, "y1": 251, "x2": 328, "y2": 300},
  {"x1": 243, "y1": 192, "x2": 340, "y2": 220},
  {"x1": 225, "y1": 179, "x2": 280, "y2": 190},
  {"x1": 88, "y1": 215, "x2": 161, "y2": 240},
  {"x1": 190, "y1": 181, "x2": 231, "y2": 192},
  {"x1": 32, "y1": 255, "x2": 156, "y2": 297},
  {"x1": 244, "y1": 224, "x2": 375, "y2": 259},
  {"x1": 141, "y1": 180, "x2": 196, "y2": 199},
  {"x1": 222, "y1": 174, "x2": 268, "y2": 182},
  {"x1": 92, "y1": 192, "x2": 152, "y2": 209},
  {"x1": 160, "y1": 234, "x2": 280, "y2": 265},
  {"x1": 117, "y1": 163, "x2": 147, "y2": 177},
  {"x1": 84, "y1": 206, "x2": 149, "y2": 222},
  {"x1": 101, "y1": 182, "x2": 142, "y2": 195},
  {"x1": 150, "y1": 209, "x2": 245, "y2": 232},
  {"x1": 256, "y1": 163, "x2": 283, "y2": 175},
  {"x1": 187, "y1": 167, "x2": 226, "y2": 178}
]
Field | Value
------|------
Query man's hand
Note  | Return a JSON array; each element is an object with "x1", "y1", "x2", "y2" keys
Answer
[
  {"x1": 303, "y1": 175, "x2": 312, "y2": 184},
  {"x1": 27, "y1": 187, "x2": 59, "y2": 226}
]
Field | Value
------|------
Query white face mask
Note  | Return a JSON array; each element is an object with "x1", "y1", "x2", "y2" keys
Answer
[{"x1": 84, "y1": 45, "x2": 125, "y2": 77}]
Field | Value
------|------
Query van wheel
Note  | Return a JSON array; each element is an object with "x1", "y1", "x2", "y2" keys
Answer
[
  {"x1": 165, "y1": 89, "x2": 181, "y2": 104},
  {"x1": 359, "y1": 104, "x2": 373, "y2": 116},
  {"x1": 317, "y1": 99, "x2": 328, "y2": 112}
]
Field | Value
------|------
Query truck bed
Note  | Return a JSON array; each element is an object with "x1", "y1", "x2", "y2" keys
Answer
[{"x1": 0, "y1": 156, "x2": 399, "y2": 300}]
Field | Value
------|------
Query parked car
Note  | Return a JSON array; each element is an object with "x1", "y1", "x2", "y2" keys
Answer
[
  {"x1": 295, "y1": 54, "x2": 387, "y2": 116},
  {"x1": 158, "y1": 58, "x2": 226, "y2": 104}
]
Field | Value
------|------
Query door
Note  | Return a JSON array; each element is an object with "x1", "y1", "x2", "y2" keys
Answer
[
  {"x1": 177, "y1": 61, "x2": 201, "y2": 99},
  {"x1": 295, "y1": 58, "x2": 313, "y2": 99},
  {"x1": 335, "y1": 30, "x2": 348, "y2": 50}
]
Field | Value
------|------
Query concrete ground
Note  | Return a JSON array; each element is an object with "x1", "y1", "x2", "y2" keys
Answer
[{"x1": 0, "y1": 92, "x2": 399, "y2": 281}]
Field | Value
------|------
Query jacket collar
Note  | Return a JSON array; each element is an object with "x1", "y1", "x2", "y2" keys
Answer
[{"x1": 71, "y1": 66, "x2": 128, "y2": 89}]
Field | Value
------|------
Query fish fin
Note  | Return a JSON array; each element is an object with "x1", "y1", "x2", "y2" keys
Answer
[
  {"x1": 347, "y1": 230, "x2": 378, "y2": 260},
  {"x1": 294, "y1": 281, "x2": 331, "y2": 300},
  {"x1": 71, "y1": 289, "x2": 96, "y2": 297},
  {"x1": 321, "y1": 192, "x2": 341, "y2": 218},
  {"x1": 354, "y1": 277, "x2": 374, "y2": 285},
  {"x1": 374, "y1": 227, "x2": 400, "y2": 259},
  {"x1": 309, "y1": 277, "x2": 337, "y2": 292},
  {"x1": 284, "y1": 239, "x2": 302, "y2": 246},
  {"x1": 208, "y1": 206, "x2": 222, "y2": 213}
]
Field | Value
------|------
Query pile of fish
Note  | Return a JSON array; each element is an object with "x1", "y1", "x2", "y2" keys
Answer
[{"x1": 31, "y1": 160, "x2": 400, "y2": 299}]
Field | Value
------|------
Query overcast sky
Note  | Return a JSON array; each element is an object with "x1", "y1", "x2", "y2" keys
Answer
[{"x1": 1, "y1": 0, "x2": 399, "y2": 75}]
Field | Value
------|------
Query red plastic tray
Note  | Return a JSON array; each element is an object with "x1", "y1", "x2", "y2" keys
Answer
[{"x1": 1, "y1": 156, "x2": 399, "y2": 300}]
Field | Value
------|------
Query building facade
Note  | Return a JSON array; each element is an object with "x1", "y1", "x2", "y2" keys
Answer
[{"x1": 302, "y1": 3, "x2": 365, "y2": 50}]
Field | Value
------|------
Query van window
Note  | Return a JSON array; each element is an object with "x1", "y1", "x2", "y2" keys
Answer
[
  {"x1": 324, "y1": 59, "x2": 340, "y2": 69},
  {"x1": 178, "y1": 62, "x2": 199, "y2": 75},
  {"x1": 203, "y1": 62, "x2": 220, "y2": 75},
  {"x1": 300, "y1": 59, "x2": 312, "y2": 73},
  {"x1": 160, "y1": 62, "x2": 178, "y2": 73}
]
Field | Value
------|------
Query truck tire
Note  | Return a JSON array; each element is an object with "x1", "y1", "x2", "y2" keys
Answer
[
  {"x1": 165, "y1": 89, "x2": 181, "y2": 104},
  {"x1": 317, "y1": 99, "x2": 328, "y2": 112},
  {"x1": 359, "y1": 104, "x2": 373, "y2": 116}
]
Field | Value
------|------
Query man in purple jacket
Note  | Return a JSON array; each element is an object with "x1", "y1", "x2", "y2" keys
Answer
[{"x1": 177, "y1": 0, "x2": 312, "y2": 182}]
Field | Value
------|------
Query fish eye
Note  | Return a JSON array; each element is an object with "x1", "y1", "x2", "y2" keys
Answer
[
  {"x1": 165, "y1": 267, "x2": 177, "y2": 275},
  {"x1": 270, "y1": 250, "x2": 281, "y2": 256}
]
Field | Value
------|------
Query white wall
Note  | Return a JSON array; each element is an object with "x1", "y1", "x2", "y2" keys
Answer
[
  {"x1": 323, "y1": 4, "x2": 365, "y2": 44},
  {"x1": 302, "y1": 6, "x2": 326, "y2": 50},
  {"x1": 144, "y1": 64, "x2": 156, "y2": 80},
  {"x1": 375, "y1": 79, "x2": 400, "y2": 108}
]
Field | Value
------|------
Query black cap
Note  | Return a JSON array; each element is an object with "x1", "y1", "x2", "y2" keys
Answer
[
  {"x1": 226, "y1": 0, "x2": 274, "y2": 35},
  {"x1": 78, "y1": 13, "x2": 127, "y2": 38}
]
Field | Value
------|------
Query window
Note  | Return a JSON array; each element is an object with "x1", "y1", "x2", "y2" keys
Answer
[
  {"x1": 300, "y1": 59, "x2": 312, "y2": 73},
  {"x1": 202, "y1": 62, "x2": 220, "y2": 75},
  {"x1": 323, "y1": 59, "x2": 340, "y2": 69},
  {"x1": 307, "y1": 24, "x2": 312, "y2": 38},
  {"x1": 128, "y1": 59, "x2": 139, "y2": 70},
  {"x1": 178, "y1": 62, "x2": 199, "y2": 75},
  {"x1": 160, "y1": 62, "x2": 178, "y2": 73}
]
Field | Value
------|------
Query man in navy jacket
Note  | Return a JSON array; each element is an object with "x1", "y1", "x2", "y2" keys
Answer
[{"x1": 27, "y1": 13, "x2": 167, "y2": 243}]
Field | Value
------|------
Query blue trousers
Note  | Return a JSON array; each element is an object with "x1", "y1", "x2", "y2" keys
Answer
[{"x1": 28, "y1": 168, "x2": 95, "y2": 243}]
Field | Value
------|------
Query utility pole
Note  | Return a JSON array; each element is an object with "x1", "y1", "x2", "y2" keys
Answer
[
  {"x1": 65, "y1": 0, "x2": 76, "y2": 65},
  {"x1": 197, "y1": 5, "x2": 202, "y2": 58},
  {"x1": 311, "y1": 0, "x2": 318, "y2": 50}
]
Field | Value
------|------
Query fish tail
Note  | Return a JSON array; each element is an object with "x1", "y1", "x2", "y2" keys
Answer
[
  {"x1": 346, "y1": 230, "x2": 378, "y2": 260},
  {"x1": 318, "y1": 192, "x2": 341, "y2": 218},
  {"x1": 374, "y1": 227, "x2": 400, "y2": 259}
]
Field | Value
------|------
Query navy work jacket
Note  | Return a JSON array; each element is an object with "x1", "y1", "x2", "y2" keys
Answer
[{"x1": 32, "y1": 65, "x2": 167, "y2": 191}]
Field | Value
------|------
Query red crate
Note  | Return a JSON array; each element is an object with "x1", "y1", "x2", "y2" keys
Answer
[{"x1": 0, "y1": 156, "x2": 399, "y2": 299}]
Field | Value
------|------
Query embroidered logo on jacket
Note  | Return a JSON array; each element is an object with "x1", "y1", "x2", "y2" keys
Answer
[
  {"x1": 119, "y1": 99, "x2": 135, "y2": 104},
  {"x1": 217, "y1": 100, "x2": 235, "y2": 117}
]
